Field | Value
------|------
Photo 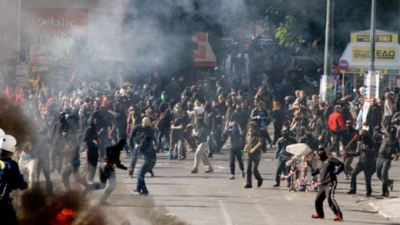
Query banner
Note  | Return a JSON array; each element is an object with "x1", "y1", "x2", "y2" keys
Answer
[
  {"x1": 352, "y1": 46, "x2": 397, "y2": 62},
  {"x1": 26, "y1": 8, "x2": 88, "y2": 36},
  {"x1": 319, "y1": 75, "x2": 336, "y2": 102},
  {"x1": 362, "y1": 71, "x2": 380, "y2": 123}
]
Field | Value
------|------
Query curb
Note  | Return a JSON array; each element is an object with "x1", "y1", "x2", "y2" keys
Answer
[{"x1": 368, "y1": 202, "x2": 400, "y2": 223}]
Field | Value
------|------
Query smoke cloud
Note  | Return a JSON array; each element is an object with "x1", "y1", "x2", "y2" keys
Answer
[
  {"x1": 132, "y1": 197, "x2": 188, "y2": 225},
  {"x1": 0, "y1": 97, "x2": 34, "y2": 145}
]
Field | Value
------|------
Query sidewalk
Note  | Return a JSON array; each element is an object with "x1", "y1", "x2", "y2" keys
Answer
[
  {"x1": 368, "y1": 160, "x2": 400, "y2": 223},
  {"x1": 369, "y1": 198, "x2": 400, "y2": 223}
]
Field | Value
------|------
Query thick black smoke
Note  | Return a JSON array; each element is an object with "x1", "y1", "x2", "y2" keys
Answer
[
  {"x1": 0, "y1": 97, "x2": 34, "y2": 145},
  {"x1": 18, "y1": 189, "x2": 107, "y2": 225}
]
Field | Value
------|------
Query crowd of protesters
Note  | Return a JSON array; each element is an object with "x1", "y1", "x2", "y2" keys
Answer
[{"x1": 1, "y1": 67, "x2": 399, "y2": 214}]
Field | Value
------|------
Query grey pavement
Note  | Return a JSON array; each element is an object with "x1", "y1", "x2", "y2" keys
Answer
[{"x1": 71, "y1": 148, "x2": 400, "y2": 225}]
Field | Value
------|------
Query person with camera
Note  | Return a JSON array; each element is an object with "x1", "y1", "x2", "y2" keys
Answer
[
  {"x1": 251, "y1": 101, "x2": 272, "y2": 152},
  {"x1": 224, "y1": 122, "x2": 245, "y2": 180}
]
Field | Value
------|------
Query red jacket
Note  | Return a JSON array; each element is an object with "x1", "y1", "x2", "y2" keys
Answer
[{"x1": 328, "y1": 112, "x2": 345, "y2": 132}]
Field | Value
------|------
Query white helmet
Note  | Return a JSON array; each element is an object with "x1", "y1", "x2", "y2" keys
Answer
[
  {"x1": 0, "y1": 129, "x2": 4, "y2": 137},
  {"x1": 0, "y1": 135, "x2": 17, "y2": 154}
]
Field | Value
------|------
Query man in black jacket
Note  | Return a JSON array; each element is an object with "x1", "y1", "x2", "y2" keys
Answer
[
  {"x1": 82, "y1": 117, "x2": 99, "y2": 185},
  {"x1": 205, "y1": 102, "x2": 218, "y2": 158},
  {"x1": 273, "y1": 127, "x2": 297, "y2": 188},
  {"x1": 299, "y1": 127, "x2": 319, "y2": 151},
  {"x1": 92, "y1": 139, "x2": 127, "y2": 204},
  {"x1": 346, "y1": 130, "x2": 377, "y2": 197},
  {"x1": 366, "y1": 98, "x2": 382, "y2": 138},
  {"x1": 132, "y1": 119, "x2": 157, "y2": 196},
  {"x1": 341, "y1": 121, "x2": 359, "y2": 179},
  {"x1": 51, "y1": 112, "x2": 69, "y2": 173},
  {"x1": 375, "y1": 126, "x2": 399, "y2": 197},
  {"x1": 62, "y1": 136, "x2": 88, "y2": 194},
  {"x1": 309, "y1": 147, "x2": 344, "y2": 221}
]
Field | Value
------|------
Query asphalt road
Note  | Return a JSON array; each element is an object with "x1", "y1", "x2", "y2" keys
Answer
[{"x1": 79, "y1": 148, "x2": 400, "y2": 225}]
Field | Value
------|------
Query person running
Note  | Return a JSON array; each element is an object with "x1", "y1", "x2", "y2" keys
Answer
[{"x1": 92, "y1": 139, "x2": 127, "y2": 204}]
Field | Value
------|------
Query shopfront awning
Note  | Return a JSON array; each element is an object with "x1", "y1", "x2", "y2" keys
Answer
[
  {"x1": 340, "y1": 30, "x2": 400, "y2": 75},
  {"x1": 192, "y1": 33, "x2": 217, "y2": 68}
]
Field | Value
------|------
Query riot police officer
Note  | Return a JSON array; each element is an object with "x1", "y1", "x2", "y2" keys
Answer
[{"x1": 0, "y1": 134, "x2": 28, "y2": 225}]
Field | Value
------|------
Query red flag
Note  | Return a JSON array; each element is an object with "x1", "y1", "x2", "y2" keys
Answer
[
  {"x1": 100, "y1": 96, "x2": 108, "y2": 107},
  {"x1": 70, "y1": 69, "x2": 77, "y2": 84},
  {"x1": 4, "y1": 84, "x2": 10, "y2": 98},
  {"x1": 37, "y1": 74, "x2": 43, "y2": 91},
  {"x1": 12, "y1": 88, "x2": 19, "y2": 99}
]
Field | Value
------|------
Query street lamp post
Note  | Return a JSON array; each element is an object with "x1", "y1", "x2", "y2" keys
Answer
[
  {"x1": 323, "y1": 0, "x2": 334, "y2": 76},
  {"x1": 369, "y1": 0, "x2": 376, "y2": 72}
]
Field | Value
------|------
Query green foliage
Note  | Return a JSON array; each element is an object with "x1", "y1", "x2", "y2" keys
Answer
[{"x1": 275, "y1": 15, "x2": 306, "y2": 51}]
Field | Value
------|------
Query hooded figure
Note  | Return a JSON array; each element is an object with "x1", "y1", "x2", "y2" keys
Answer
[
  {"x1": 50, "y1": 112, "x2": 70, "y2": 173},
  {"x1": 91, "y1": 139, "x2": 128, "y2": 205},
  {"x1": 82, "y1": 117, "x2": 100, "y2": 184},
  {"x1": 376, "y1": 126, "x2": 399, "y2": 197},
  {"x1": 346, "y1": 130, "x2": 377, "y2": 197},
  {"x1": 309, "y1": 147, "x2": 344, "y2": 221}
]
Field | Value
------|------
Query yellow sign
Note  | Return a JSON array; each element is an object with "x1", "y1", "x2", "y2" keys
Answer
[
  {"x1": 351, "y1": 33, "x2": 398, "y2": 43},
  {"x1": 344, "y1": 68, "x2": 400, "y2": 75},
  {"x1": 352, "y1": 46, "x2": 397, "y2": 62}
]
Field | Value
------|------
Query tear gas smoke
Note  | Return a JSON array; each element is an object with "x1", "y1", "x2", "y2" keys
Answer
[
  {"x1": 132, "y1": 197, "x2": 188, "y2": 225},
  {"x1": 0, "y1": 97, "x2": 34, "y2": 145},
  {"x1": 18, "y1": 188, "x2": 107, "y2": 225},
  {"x1": 17, "y1": 187, "x2": 188, "y2": 225}
]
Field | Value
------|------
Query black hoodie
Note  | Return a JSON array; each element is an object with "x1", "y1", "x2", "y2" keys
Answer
[
  {"x1": 82, "y1": 118, "x2": 99, "y2": 150},
  {"x1": 138, "y1": 131, "x2": 157, "y2": 161},
  {"x1": 104, "y1": 139, "x2": 127, "y2": 170},
  {"x1": 52, "y1": 113, "x2": 69, "y2": 143}
]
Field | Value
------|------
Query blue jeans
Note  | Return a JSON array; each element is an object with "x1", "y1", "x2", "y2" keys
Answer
[
  {"x1": 350, "y1": 162, "x2": 374, "y2": 194},
  {"x1": 157, "y1": 129, "x2": 170, "y2": 152},
  {"x1": 116, "y1": 128, "x2": 128, "y2": 152},
  {"x1": 170, "y1": 136, "x2": 184, "y2": 158},
  {"x1": 207, "y1": 135, "x2": 217, "y2": 154},
  {"x1": 275, "y1": 158, "x2": 289, "y2": 185},
  {"x1": 376, "y1": 157, "x2": 392, "y2": 194},
  {"x1": 129, "y1": 145, "x2": 139, "y2": 175},
  {"x1": 137, "y1": 159, "x2": 156, "y2": 190}
]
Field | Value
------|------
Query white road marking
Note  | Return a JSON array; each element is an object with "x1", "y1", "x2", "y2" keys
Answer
[
  {"x1": 219, "y1": 200, "x2": 233, "y2": 225},
  {"x1": 283, "y1": 192, "x2": 293, "y2": 201}
]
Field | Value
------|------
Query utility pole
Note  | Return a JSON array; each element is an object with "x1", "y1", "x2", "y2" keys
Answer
[
  {"x1": 369, "y1": 0, "x2": 376, "y2": 72},
  {"x1": 323, "y1": 0, "x2": 334, "y2": 76}
]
